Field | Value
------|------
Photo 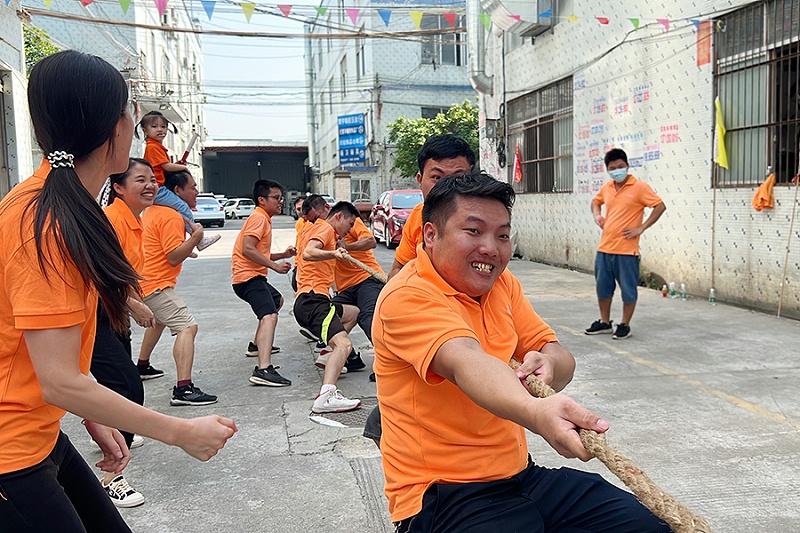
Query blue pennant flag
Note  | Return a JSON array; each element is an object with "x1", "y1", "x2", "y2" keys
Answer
[
  {"x1": 689, "y1": 19, "x2": 701, "y2": 29},
  {"x1": 377, "y1": 9, "x2": 391, "y2": 27},
  {"x1": 539, "y1": 8, "x2": 552, "y2": 18},
  {"x1": 201, "y1": 0, "x2": 216, "y2": 20}
]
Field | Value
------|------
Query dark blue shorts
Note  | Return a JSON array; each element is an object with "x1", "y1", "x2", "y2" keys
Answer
[{"x1": 595, "y1": 252, "x2": 640, "y2": 303}]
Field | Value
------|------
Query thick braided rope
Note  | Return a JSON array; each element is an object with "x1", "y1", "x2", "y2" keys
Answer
[
  {"x1": 342, "y1": 253, "x2": 388, "y2": 284},
  {"x1": 509, "y1": 358, "x2": 712, "y2": 533}
]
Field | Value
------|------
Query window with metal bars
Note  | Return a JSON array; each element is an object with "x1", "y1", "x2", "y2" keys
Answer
[
  {"x1": 506, "y1": 77, "x2": 573, "y2": 193},
  {"x1": 715, "y1": 0, "x2": 800, "y2": 186}
]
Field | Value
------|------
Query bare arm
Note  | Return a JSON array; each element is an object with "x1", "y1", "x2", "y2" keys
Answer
[
  {"x1": 25, "y1": 327, "x2": 237, "y2": 461},
  {"x1": 341, "y1": 235, "x2": 376, "y2": 252},
  {"x1": 514, "y1": 341, "x2": 576, "y2": 393},
  {"x1": 303, "y1": 239, "x2": 345, "y2": 262},
  {"x1": 166, "y1": 222, "x2": 203, "y2": 267},
  {"x1": 242, "y1": 235, "x2": 291, "y2": 274},
  {"x1": 160, "y1": 162, "x2": 189, "y2": 173},
  {"x1": 387, "y1": 259, "x2": 404, "y2": 279},
  {"x1": 429, "y1": 337, "x2": 608, "y2": 461},
  {"x1": 591, "y1": 201, "x2": 604, "y2": 229},
  {"x1": 623, "y1": 202, "x2": 667, "y2": 239}
]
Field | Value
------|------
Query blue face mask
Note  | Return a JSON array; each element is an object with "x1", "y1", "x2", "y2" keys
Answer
[{"x1": 609, "y1": 168, "x2": 628, "y2": 182}]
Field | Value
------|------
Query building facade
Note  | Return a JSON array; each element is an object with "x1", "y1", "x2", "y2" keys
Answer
[
  {"x1": 304, "y1": 0, "x2": 474, "y2": 202},
  {"x1": 31, "y1": 0, "x2": 207, "y2": 187},
  {"x1": 0, "y1": 2, "x2": 35, "y2": 197},
  {"x1": 475, "y1": 0, "x2": 800, "y2": 317}
]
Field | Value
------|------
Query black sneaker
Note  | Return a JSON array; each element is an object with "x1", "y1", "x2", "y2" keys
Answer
[
  {"x1": 345, "y1": 351, "x2": 366, "y2": 372},
  {"x1": 249, "y1": 365, "x2": 292, "y2": 387},
  {"x1": 170, "y1": 383, "x2": 218, "y2": 406},
  {"x1": 369, "y1": 373, "x2": 376, "y2": 382},
  {"x1": 138, "y1": 364, "x2": 165, "y2": 380},
  {"x1": 245, "y1": 343, "x2": 280, "y2": 357},
  {"x1": 299, "y1": 328, "x2": 318, "y2": 342},
  {"x1": 584, "y1": 320, "x2": 613, "y2": 335},
  {"x1": 612, "y1": 323, "x2": 632, "y2": 340}
]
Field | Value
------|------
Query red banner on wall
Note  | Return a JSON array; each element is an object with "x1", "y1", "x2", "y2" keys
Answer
[{"x1": 697, "y1": 20, "x2": 712, "y2": 67}]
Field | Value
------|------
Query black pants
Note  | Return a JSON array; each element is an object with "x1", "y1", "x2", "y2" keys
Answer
[
  {"x1": 331, "y1": 276, "x2": 384, "y2": 343},
  {"x1": 0, "y1": 432, "x2": 132, "y2": 533},
  {"x1": 90, "y1": 310, "x2": 144, "y2": 449},
  {"x1": 395, "y1": 460, "x2": 671, "y2": 533}
]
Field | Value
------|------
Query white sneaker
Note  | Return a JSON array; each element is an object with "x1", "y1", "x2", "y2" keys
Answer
[
  {"x1": 91, "y1": 434, "x2": 144, "y2": 450},
  {"x1": 312, "y1": 388, "x2": 361, "y2": 413},
  {"x1": 315, "y1": 349, "x2": 347, "y2": 374},
  {"x1": 196, "y1": 234, "x2": 221, "y2": 251},
  {"x1": 103, "y1": 475, "x2": 145, "y2": 508}
]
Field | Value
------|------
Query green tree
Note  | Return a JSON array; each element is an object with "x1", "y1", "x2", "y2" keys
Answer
[
  {"x1": 387, "y1": 100, "x2": 479, "y2": 178},
  {"x1": 23, "y1": 24, "x2": 60, "y2": 76}
]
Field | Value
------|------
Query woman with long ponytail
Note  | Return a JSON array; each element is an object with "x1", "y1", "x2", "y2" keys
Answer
[{"x1": 0, "y1": 50, "x2": 236, "y2": 532}]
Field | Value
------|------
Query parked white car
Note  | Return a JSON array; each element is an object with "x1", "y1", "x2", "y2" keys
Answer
[
  {"x1": 224, "y1": 198, "x2": 255, "y2": 219},
  {"x1": 193, "y1": 197, "x2": 225, "y2": 227}
]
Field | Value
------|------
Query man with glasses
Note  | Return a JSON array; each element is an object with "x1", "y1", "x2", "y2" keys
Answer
[{"x1": 231, "y1": 180, "x2": 296, "y2": 387}]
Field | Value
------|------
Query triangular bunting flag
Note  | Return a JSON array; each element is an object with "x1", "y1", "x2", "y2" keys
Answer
[
  {"x1": 119, "y1": 0, "x2": 130, "y2": 12},
  {"x1": 410, "y1": 11, "x2": 423, "y2": 29},
  {"x1": 689, "y1": 19, "x2": 701, "y2": 29},
  {"x1": 313, "y1": 6, "x2": 327, "y2": 15},
  {"x1": 509, "y1": 14, "x2": 521, "y2": 23},
  {"x1": 628, "y1": 18, "x2": 639, "y2": 29},
  {"x1": 277, "y1": 4, "x2": 291, "y2": 16},
  {"x1": 538, "y1": 9, "x2": 551, "y2": 17},
  {"x1": 443, "y1": 12, "x2": 456, "y2": 27},
  {"x1": 596, "y1": 16, "x2": 609, "y2": 25},
  {"x1": 566, "y1": 15, "x2": 578, "y2": 22},
  {"x1": 345, "y1": 7, "x2": 359, "y2": 25},
  {"x1": 81, "y1": 0, "x2": 93, "y2": 5},
  {"x1": 479, "y1": 13, "x2": 492, "y2": 30},
  {"x1": 3, "y1": 0, "x2": 9, "y2": 6},
  {"x1": 241, "y1": 1, "x2": 255, "y2": 22},
  {"x1": 154, "y1": 0, "x2": 168, "y2": 17},
  {"x1": 657, "y1": 18, "x2": 670, "y2": 31},
  {"x1": 200, "y1": 0, "x2": 215, "y2": 19},
  {"x1": 377, "y1": 9, "x2": 391, "y2": 26},
  {"x1": 44, "y1": 0, "x2": 53, "y2": 8}
]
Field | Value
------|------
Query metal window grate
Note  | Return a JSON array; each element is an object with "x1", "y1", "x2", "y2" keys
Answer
[
  {"x1": 715, "y1": 0, "x2": 800, "y2": 187},
  {"x1": 507, "y1": 77, "x2": 573, "y2": 193}
]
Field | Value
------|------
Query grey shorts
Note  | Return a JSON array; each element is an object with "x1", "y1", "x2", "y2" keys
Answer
[{"x1": 143, "y1": 287, "x2": 197, "y2": 335}]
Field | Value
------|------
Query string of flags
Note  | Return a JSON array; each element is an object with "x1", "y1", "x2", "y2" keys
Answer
[{"x1": 20, "y1": 0, "x2": 715, "y2": 31}]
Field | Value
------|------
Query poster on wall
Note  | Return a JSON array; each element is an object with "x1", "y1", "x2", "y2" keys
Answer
[{"x1": 338, "y1": 113, "x2": 366, "y2": 164}]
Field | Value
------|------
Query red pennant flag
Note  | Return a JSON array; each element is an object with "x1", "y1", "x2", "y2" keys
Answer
[
  {"x1": 442, "y1": 13, "x2": 457, "y2": 27},
  {"x1": 81, "y1": 0, "x2": 94, "y2": 6},
  {"x1": 277, "y1": 4, "x2": 291, "y2": 16},
  {"x1": 513, "y1": 145, "x2": 523, "y2": 183},
  {"x1": 509, "y1": 14, "x2": 521, "y2": 23},
  {"x1": 596, "y1": 16, "x2": 609, "y2": 25}
]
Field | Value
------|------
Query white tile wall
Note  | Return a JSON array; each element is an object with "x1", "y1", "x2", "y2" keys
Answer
[{"x1": 480, "y1": 0, "x2": 800, "y2": 317}]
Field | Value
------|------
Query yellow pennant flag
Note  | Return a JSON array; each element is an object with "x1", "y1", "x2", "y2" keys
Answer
[
  {"x1": 241, "y1": 1, "x2": 256, "y2": 22},
  {"x1": 410, "y1": 11, "x2": 423, "y2": 29},
  {"x1": 714, "y1": 96, "x2": 729, "y2": 169},
  {"x1": 44, "y1": 0, "x2": 53, "y2": 7},
  {"x1": 566, "y1": 15, "x2": 578, "y2": 22}
]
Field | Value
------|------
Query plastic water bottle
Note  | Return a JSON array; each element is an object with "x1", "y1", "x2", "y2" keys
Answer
[
  {"x1": 709, "y1": 288, "x2": 716, "y2": 306},
  {"x1": 668, "y1": 281, "x2": 677, "y2": 298},
  {"x1": 680, "y1": 283, "x2": 687, "y2": 301},
  {"x1": 661, "y1": 285, "x2": 668, "y2": 298}
]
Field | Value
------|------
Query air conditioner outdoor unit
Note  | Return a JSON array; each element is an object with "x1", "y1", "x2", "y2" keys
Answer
[{"x1": 479, "y1": 0, "x2": 552, "y2": 36}]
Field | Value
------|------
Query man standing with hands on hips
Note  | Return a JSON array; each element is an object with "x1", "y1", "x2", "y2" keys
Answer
[{"x1": 585, "y1": 148, "x2": 667, "y2": 340}]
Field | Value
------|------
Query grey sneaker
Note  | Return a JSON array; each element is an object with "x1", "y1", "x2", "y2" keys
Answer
[
  {"x1": 170, "y1": 383, "x2": 218, "y2": 406},
  {"x1": 250, "y1": 365, "x2": 291, "y2": 387},
  {"x1": 196, "y1": 234, "x2": 221, "y2": 251}
]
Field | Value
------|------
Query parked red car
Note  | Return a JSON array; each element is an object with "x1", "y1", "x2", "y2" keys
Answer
[{"x1": 370, "y1": 189, "x2": 423, "y2": 249}]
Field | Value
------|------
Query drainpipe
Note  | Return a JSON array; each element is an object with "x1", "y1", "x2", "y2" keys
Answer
[
  {"x1": 304, "y1": 22, "x2": 318, "y2": 189},
  {"x1": 467, "y1": 0, "x2": 493, "y2": 94}
]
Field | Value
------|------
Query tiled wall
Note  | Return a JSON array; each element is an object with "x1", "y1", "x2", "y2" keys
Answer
[{"x1": 480, "y1": 0, "x2": 800, "y2": 318}]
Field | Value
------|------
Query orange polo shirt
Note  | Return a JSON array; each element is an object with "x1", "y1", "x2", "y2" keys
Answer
[
  {"x1": 393, "y1": 202, "x2": 423, "y2": 267},
  {"x1": 140, "y1": 205, "x2": 186, "y2": 297},
  {"x1": 144, "y1": 137, "x2": 170, "y2": 186},
  {"x1": 104, "y1": 198, "x2": 145, "y2": 273},
  {"x1": 294, "y1": 218, "x2": 320, "y2": 278},
  {"x1": 296, "y1": 221, "x2": 338, "y2": 296},
  {"x1": 231, "y1": 207, "x2": 273, "y2": 285},
  {"x1": 593, "y1": 175, "x2": 663, "y2": 256},
  {"x1": 335, "y1": 217, "x2": 384, "y2": 291},
  {"x1": 0, "y1": 161, "x2": 98, "y2": 474},
  {"x1": 374, "y1": 249, "x2": 558, "y2": 522},
  {"x1": 295, "y1": 218, "x2": 305, "y2": 233}
]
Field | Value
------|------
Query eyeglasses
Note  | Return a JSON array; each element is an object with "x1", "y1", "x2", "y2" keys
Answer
[{"x1": 266, "y1": 195, "x2": 284, "y2": 202}]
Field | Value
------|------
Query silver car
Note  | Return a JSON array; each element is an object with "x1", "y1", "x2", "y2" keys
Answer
[
  {"x1": 224, "y1": 198, "x2": 256, "y2": 219},
  {"x1": 193, "y1": 197, "x2": 225, "y2": 227}
]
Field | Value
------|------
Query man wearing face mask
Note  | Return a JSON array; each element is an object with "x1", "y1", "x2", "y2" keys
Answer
[{"x1": 585, "y1": 149, "x2": 666, "y2": 340}]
